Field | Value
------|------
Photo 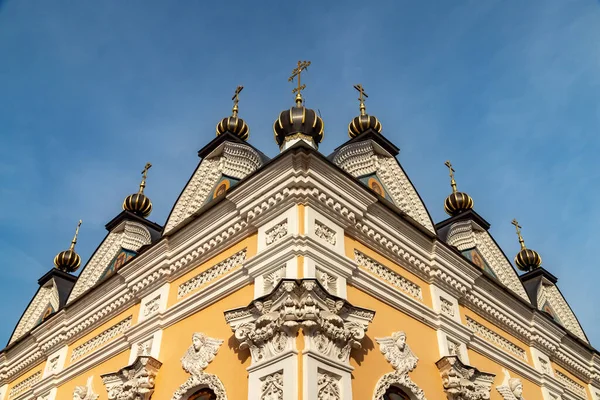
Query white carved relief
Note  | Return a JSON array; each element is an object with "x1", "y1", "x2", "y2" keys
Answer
[
  {"x1": 102, "y1": 356, "x2": 162, "y2": 400},
  {"x1": 265, "y1": 220, "x2": 288, "y2": 246},
  {"x1": 9, "y1": 280, "x2": 59, "y2": 344},
  {"x1": 539, "y1": 358, "x2": 550, "y2": 375},
  {"x1": 9, "y1": 371, "x2": 41, "y2": 399},
  {"x1": 165, "y1": 142, "x2": 263, "y2": 233},
  {"x1": 68, "y1": 221, "x2": 152, "y2": 302},
  {"x1": 171, "y1": 333, "x2": 227, "y2": 400},
  {"x1": 447, "y1": 220, "x2": 478, "y2": 251},
  {"x1": 260, "y1": 372, "x2": 284, "y2": 400},
  {"x1": 70, "y1": 316, "x2": 132, "y2": 361},
  {"x1": 555, "y1": 370, "x2": 587, "y2": 399},
  {"x1": 263, "y1": 266, "x2": 287, "y2": 294},
  {"x1": 373, "y1": 331, "x2": 427, "y2": 400},
  {"x1": 225, "y1": 279, "x2": 374, "y2": 366},
  {"x1": 332, "y1": 141, "x2": 434, "y2": 233},
  {"x1": 316, "y1": 268, "x2": 338, "y2": 295},
  {"x1": 47, "y1": 356, "x2": 59, "y2": 374},
  {"x1": 314, "y1": 221, "x2": 337, "y2": 245},
  {"x1": 440, "y1": 298, "x2": 455, "y2": 318},
  {"x1": 73, "y1": 376, "x2": 99, "y2": 400},
  {"x1": 436, "y1": 356, "x2": 495, "y2": 400},
  {"x1": 496, "y1": 368, "x2": 525, "y2": 400},
  {"x1": 317, "y1": 371, "x2": 341, "y2": 400},
  {"x1": 538, "y1": 284, "x2": 587, "y2": 342},
  {"x1": 143, "y1": 296, "x2": 161, "y2": 317},
  {"x1": 137, "y1": 337, "x2": 153, "y2": 357},
  {"x1": 355, "y1": 250, "x2": 422, "y2": 301},
  {"x1": 178, "y1": 249, "x2": 247, "y2": 299},
  {"x1": 466, "y1": 316, "x2": 528, "y2": 362},
  {"x1": 447, "y1": 339, "x2": 462, "y2": 360}
]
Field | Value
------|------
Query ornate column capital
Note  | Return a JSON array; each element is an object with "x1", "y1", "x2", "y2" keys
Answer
[
  {"x1": 101, "y1": 356, "x2": 162, "y2": 400},
  {"x1": 436, "y1": 356, "x2": 495, "y2": 400}
]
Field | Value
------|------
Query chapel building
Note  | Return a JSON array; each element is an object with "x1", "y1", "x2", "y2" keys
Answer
[{"x1": 1, "y1": 63, "x2": 599, "y2": 400}]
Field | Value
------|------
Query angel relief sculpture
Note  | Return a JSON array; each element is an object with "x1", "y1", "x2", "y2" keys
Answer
[
  {"x1": 496, "y1": 368, "x2": 525, "y2": 400},
  {"x1": 373, "y1": 331, "x2": 427, "y2": 400},
  {"x1": 171, "y1": 332, "x2": 228, "y2": 400}
]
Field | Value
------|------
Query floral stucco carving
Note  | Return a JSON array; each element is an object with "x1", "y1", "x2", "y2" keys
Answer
[
  {"x1": 101, "y1": 356, "x2": 162, "y2": 400},
  {"x1": 171, "y1": 332, "x2": 227, "y2": 400},
  {"x1": 436, "y1": 356, "x2": 495, "y2": 400},
  {"x1": 373, "y1": 331, "x2": 426, "y2": 400}
]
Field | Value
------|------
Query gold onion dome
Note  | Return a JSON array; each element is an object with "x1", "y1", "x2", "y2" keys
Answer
[
  {"x1": 274, "y1": 60, "x2": 324, "y2": 147},
  {"x1": 123, "y1": 163, "x2": 153, "y2": 217},
  {"x1": 348, "y1": 84, "x2": 382, "y2": 138},
  {"x1": 54, "y1": 220, "x2": 82, "y2": 273},
  {"x1": 512, "y1": 219, "x2": 542, "y2": 271},
  {"x1": 443, "y1": 161, "x2": 474, "y2": 216},
  {"x1": 216, "y1": 86, "x2": 249, "y2": 141}
]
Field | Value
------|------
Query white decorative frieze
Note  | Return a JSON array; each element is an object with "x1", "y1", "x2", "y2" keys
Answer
[
  {"x1": 440, "y1": 298, "x2": 455, "y2": 318},
  {"x1": 178, "y1": 249, "x2": 247, "y2": 299},
  {"x1": 466, "y1": 316, "x2": 528, "y2": 362},
  {"x1": 373, "y1": 331, "x2": 427, "y2": 400},
  {"x1": 70, "y1": 316, "x2": 132, "y2": 362},
  {"x1": 354, "y1": 250, "x2": 422, "y2": 301},
  {"x1": 555, "y1": 370, "x2": 586, "y2": 399},
  {"x1": 260, "y1": 371, "x2": 284, "y2": 400},
  {"x1": 143, "y1": 296, "x2": 160, "y2": 317},
  {"x1": 171, "y1": 333, "x2": 227, "y2": 400},
  {"x1": 102, "y1": 356, "x2": 162, "y2": 400},
  {"x1": 263, "y1": 266, "x2": 287, "y2": 294},
  {"x1": 316, "y1": 268, "x2": 338, "y2": 295},
  {"x1": 436, "y1": 356, "x2": 495, "y2": 400},
  {"x1": 9, "y1": 371, "x2": 41, "y2": 399},
  {"x1": 496, "y1": 368, "x2": 525, "y2": 400},
  {"x1": 73, "y1": 376, "x2": 99, "y2": 400},
  {"x1": 10, "y1": 280, "x2": 60, "y2": 344},
  {"x1": 265, "y1": 220, "x2": 288, "y2": 246},
  {"x1": 225, "y1": 279, "x2": 374, "y2": 366},
  {"x1": 317, "y1": 371, "x2": 341, "y2": 400},
  {"x1": 314, "y1": 220, "x2": 336, "y2": 246},
  {"x1": 538, "y1": 284, "x2": 588, "y2": 342},
  {"x1": 138, "y1": 284, "x2": 169, "y2": 322}
]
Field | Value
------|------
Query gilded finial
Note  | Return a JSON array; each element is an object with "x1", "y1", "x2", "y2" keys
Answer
[
  {"x1": 512, "y1": 219, "x2": 526, "y2": 250},
  {"x1": 232, "y1": 86, "x2": 243, "y2": 117},
  {"x1": 139, "y1": 163, "x2": 152, "y2": 193},
  {"x1": 444, "y1": 160, "x2": 457, "y2": 193},
  {"x1": 69, "y1": 220, "x2": 82, "y2": 251},
  {"x1": 288, "y1": 60, "x2": 311, "y2": 106},
  {"x1": 353, "y1": 84, "x2": 368, "y2": 116}
]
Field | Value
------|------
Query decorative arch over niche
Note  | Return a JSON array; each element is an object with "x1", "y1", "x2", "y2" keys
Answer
[
  {"x1": 384, "y1": 386, "x2": 412, "y2": 400},
  {"x1": 188, "y1": 388, "x2": 216, "y2": 400}
]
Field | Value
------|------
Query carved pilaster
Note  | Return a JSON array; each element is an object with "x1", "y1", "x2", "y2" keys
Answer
[
  {"x1": 436, "y1": 356, "x2": 495, "y2": 400},
  {"x1": 101, "y1": 356, "x2": 162, "y2": 400}
]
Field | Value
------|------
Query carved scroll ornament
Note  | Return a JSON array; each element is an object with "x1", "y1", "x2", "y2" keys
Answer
[
  {"x1": 436, "y1": 356, "x2": 495, "y2": 400},
  {"x1": 101, "y1": 356, "x2": 162, "y2": 400}
]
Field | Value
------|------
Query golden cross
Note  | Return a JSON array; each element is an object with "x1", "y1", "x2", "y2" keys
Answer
[
  {"x1": 512, "y1": 219, "x2": 526, "y2": 249},
  {"x1": 288, "y1": 60, "x2": 311, "y2": 104},
  {"x1": 353, "y1": 84, "x2": 368, "y2": 115},
  {"x1": 444, "y1": 160, "x2": 457, "y2": 193},
  {"x1": 140, "y1": 162, "x2": 152, "y2": 193},
  {"x1": 232, "y1": 85, "x2": 243, "y2": 117},
  {"x1": 70, "y1": 220, "x2": 82, "y2": 250}
]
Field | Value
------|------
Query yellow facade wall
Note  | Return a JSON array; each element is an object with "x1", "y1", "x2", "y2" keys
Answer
[
  {"x1": 5, "y1": 362, "x2": 44, "y2": 396},
  {"x1": 153, "y1": 283, "x2": 254, "y2": 400},
  {"x1": 346, "y1": 285, "x2": 444, "y2": 399}
]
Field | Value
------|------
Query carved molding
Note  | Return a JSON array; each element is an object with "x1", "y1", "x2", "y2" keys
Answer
[
  {"x1": 165, "y1": 142, "x2": 263, "y2": 233},
  {"x1": 317, "y1": 371, "x2": 341, "y2": 400},
  {"x1": 314, "y1": 220, "x2": 337, "y2": 245},
  {"x1": 225, "y1": 279, "x2": 374, "y2": 366},
  {"x1": 373, "y1": 331, "x2": 426, "y2": 400},
  {"x1": 436, "y1": 356, "x2": 495, "y2": 400},
  {"x1": 9, "y1": 280, "x2": 60, "y2": 344},
  {"x1": 496, "y1": 368, "x2": 525, "y2": 400},
  {"x1": 171, "y1": 332, "x2": 227, "y2": 400},
  {"x1": 555, "y1": 369, "x2": 587, "y2": 399},
  {"x1": 538, "y1": 284, "x2": 587, "y2": 342},
  {"x1": 260, "y1": 372, "x2": 284, "y2": 400},
  {"x1": 101, "y1": 356, "x2": 162, "y2": 400},
  {"x1": 265, "y1": 220, "x2": 288, "y2": 246},
  {"x1": 73, "y1": 376, "x2": 99, "y2": 400},
  {"x1": 68, "y1": 221, "x2": 152, "y2": 302},
  {"x1": 70, "y1": 316, "x2": 132, "y2": 362},
  {"x1": 9, "y1": 371, "x2": 41, "y2": 399},
  {"x1": 466, "y1": 316, "x2": 528, "y2": 362}
]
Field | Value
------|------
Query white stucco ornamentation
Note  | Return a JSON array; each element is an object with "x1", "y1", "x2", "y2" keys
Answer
[
  {"x1": 9, "y1": 371, "x2": 41, "y2": 399},
  {"x1": 101, "y1": 356, "x2": 162, "y2": 400},
  {"x1": 9, "y1": 280, "x2": 60, "y2": 344},
  {"x1": 70, "y1": 316, "x2": 132, "y2": 362},
  {"x1": 332, "y1": 141, "x2": 435, "y2": 233},
  {"x1": 317, "y1": 371, "x2": 341, "y2": 400},
  {"x1": 225, "y1": 279, "x2": 374, "y2": 366},
  {"x1": 171, "y1": 332, "x2": 227, "y2": 400},
  {"x1": 68, "y1": 221, "x2": 152, "y2": 302},
  {"x1": 373, "y1": 331, "x2": 427, "y2": 400},
  {"x1": 314, "y1": 221, "x2": 337, "y2": 245},
  {"x1": 265, "y1": 220, "x2": 288, "y2": 246},
  {"x1": 555, "y1": 370, "x2": 587, "y2": 398},
  {"x1": 165, "y1": 142, "x2": 263, "y2": 233},
  {"x1": 436, "y1": 356, "x2": 495, "y2": 400},
  {"x1": 73, "y1": 376, "x2": 99, "y2": 400},
  {"x1": 538, "y1": 284, "x2": 587, "y2": 342},
  {"x1": 496, "y1": 368, "x2": 525, "y2": 400},
  {"x1": 260, "y1": 372, "x2": 284, "y2": 400},
  {"x1": 466, "y1": 316, "x2": 528, "y2": 362}
]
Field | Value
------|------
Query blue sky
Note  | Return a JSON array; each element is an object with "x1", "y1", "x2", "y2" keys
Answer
[{"x1": 1, "y1": 0, "x2": 599, "y2": 347}]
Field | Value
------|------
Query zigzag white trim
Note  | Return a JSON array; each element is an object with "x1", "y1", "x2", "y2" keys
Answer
[{"x1": 9, "y1": 280, "x2": 59, "y2": 344}]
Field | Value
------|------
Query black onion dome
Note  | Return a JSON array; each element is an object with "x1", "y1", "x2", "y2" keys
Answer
[
  {"x1": 216, "y1": 116, "x2": 249, "y2": 141},
  {"x1": 273, "y1": 105, "x2": 324, "y2": 147},
  {"x1": 54, "y1": 249, "x2": 81, "y2": 273},
  {"x1": 515, "y1": 248, "x2": 542, "y2": 271},
  {"x1": 348, "y1": 114, "x2": 382, "y2": 138},
  {"x1": 444, "y1": 192, "x2": 474, "y2": 216},
  {"x1": 123, "y1": 192, "x2": 152, "y2": 217}
]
